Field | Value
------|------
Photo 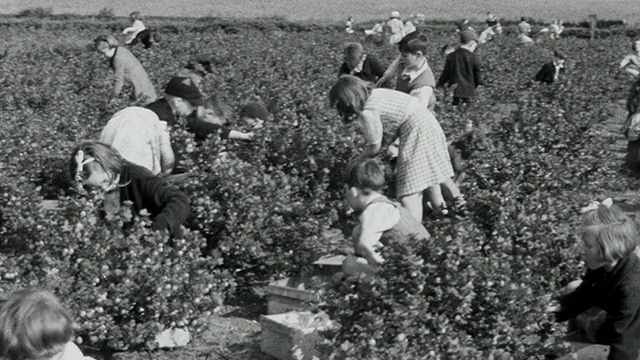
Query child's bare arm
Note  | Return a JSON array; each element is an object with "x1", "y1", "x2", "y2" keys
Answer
[{"x1": 227, "y1": 130, "x2": 254, "y2": 141}]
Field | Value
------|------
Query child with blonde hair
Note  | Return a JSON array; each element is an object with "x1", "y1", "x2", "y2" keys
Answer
[
  {"x1": 0, "y1": 288, "x2": 94, "y2": 360},
  {"x1": 69, "y1": 141, "x2": 190, "y2": 238},
  {"x1": 554, "y1": 198, "x2": 640, "y2": 359}
]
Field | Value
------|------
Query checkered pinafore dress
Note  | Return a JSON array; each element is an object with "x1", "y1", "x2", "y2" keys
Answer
[{"x1": 363, "y1": 89, "x2": 453, "y2": 197}]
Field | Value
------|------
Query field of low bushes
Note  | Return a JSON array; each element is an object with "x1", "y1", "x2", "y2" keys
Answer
[{"x1": 0, "y1": 16, "x2": 638, "y2": 358}]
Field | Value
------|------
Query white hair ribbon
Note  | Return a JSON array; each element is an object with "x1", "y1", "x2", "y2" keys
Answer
[
  {"x1": 580, "y1": 198, "x2": 613, "y2": 213},
  {"x1": 74, "y1": 150, "x2": 95, "y2": 181}
]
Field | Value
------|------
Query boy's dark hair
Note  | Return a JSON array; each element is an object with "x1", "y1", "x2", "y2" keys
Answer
[
  {"x1": 553, "y1": 49, "x2": 567, "y2": 60},
  {"x1": 397, "y1": 31, "x2": 421, "y2": 52},
  {"x1": 401, "y1": 37, "x2": 428, "y2": 54},
  {"x1": 521, "y1": 17, "x2": 527, "y2": 22},
  {"x1": 239, "y1": 102, "x2": 271, "y2": 121},
  {"x1": 344, "y1": 158, "x2": 385, "y2": 194},
  {"x1": 343, "y1": 42, "x2": 364, "y2": 64}
]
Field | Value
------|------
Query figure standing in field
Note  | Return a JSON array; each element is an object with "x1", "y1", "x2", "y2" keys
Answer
[
  {"x1": 517, "y1": 17, "x2": 534, "y2": 45},
  {"x1": 436, "y1": 30, "x2": 482, "y2": 107},
  {"x1": 99, "y1": 106, "x2": 175, "y2": 175},
  {"x1": 394, "y1": 35, "x2": 437, "y2": 113},
  {"x1": 123, "y1": 11, "x2": 156, "y2": 49},
  {"x1": 386, "y1": 11, "x2": 405, "y2": 45},
  {"x1": 0, "y1": 288, "x2": 96, "y2": 360},
  {"x1": 329, "y1": 75, "x2": 466, "y2": 220},
  {"x1": 554, "y1": 199, "x2": 640, "y2": 360},
  {"x1": 345, "y1": 16, "x2": 354, "y2": 34},
  {"x1": 339, "y1": 42, "x2": 386, "y2": 83},
  {"x1": 534, "y1": 50, "x2": 567, "y2": 84},
  {"x1": 94, "y1": 34, "x2": 158, "y2": 105},
  {"x1": 340, "y1": 158, "x2": 430, "y2": 277},
  {"x1": 619, "y1": 39, "x2": 640, "y2": 80},
  {"x1": 70, "y1": 141, "x2": 190, "y2": 239}
]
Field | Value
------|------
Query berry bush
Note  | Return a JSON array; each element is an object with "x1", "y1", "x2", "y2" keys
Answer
[{"x1": 0, "y1": 17, "x2": 637, "y2": 358}]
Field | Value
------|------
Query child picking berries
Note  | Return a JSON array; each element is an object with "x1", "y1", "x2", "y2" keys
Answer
[
  {"x1": 341, "y1": 158, "x2": 430, "y2": 277},
  {"x1": 554, "y1": 198, "x2": 640, "y2": 360},
  {"x1": 0, "y1": 288, "x2": 95, "y2": 360},
  {"x1": 69, "y1": 141, "x2": 190, "y2": 239}
]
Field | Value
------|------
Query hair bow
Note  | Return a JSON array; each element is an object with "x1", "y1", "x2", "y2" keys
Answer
[
  {"x1": 580, "y1": 198, "x2": 613, "y2": 213},
  {"x1": 74, "y1": 150, "x2": 94, "y2": 182}
]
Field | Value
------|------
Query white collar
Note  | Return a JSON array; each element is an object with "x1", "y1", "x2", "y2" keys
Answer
[{"x1": 401, "y1": 59, "x2": 429, "y2": 82}]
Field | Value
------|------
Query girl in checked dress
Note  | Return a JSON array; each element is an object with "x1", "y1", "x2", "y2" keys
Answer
[{"x1": 329, "y1": 75, "x2": 465, "y2": 221}]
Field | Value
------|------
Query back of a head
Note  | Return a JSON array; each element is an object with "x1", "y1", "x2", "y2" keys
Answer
[
  {"x1": 459, "y1": 30, "x2": 478, "y2": 45},
  {"x1": 553, "y1": 49, "x2": 567, "y2": 60},
  {"x1": 239, "y1": 102, "x2": 271, "y2": 122},
  {"x1": 0, "y1": 289, "x2": 73, "y2": 360},
  {"x1": 329, "y1": 75, "x2": 372, "y2": 122},
  {"x1": 344, "y1": 42, "x2": 364, "y2": 64},
  {"x1": 581, "y1": 203, "x2": 639, "y2": 263},
  {"x1": 94, "y1": 34, "x2": 119, "y2": 49},
  {"x1": 344, "y1": 158, "x2": 385, "y2": 194}
]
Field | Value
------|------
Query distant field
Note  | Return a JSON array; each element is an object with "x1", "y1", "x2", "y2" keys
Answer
[{"x1": 1, "y1": 0, "x2": 639, "y2": 25}]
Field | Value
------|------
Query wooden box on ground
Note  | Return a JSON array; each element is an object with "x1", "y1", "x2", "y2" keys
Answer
[
  {"x1": 559, "y1": 330, "x2": 612, "y2": 360},
  {"x1": 266, "y1": 255, "x2": 344, "y2": 315},
  {"x1": 260, "y1": 311, "x2": 334, "y2": 360}
]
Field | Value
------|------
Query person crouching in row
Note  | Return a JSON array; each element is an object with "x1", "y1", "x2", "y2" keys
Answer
[
  {"x1": 69, "y1": 141, "x2": 190, "y2": 239},
  {"x1": 341, "y1": 158, "x2": 430, "y2": 277}
]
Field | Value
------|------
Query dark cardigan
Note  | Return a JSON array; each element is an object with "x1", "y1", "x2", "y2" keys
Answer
[
  {"x1": 556, "y1": 251, "x2": 640, "y2": 360},
  {"x1": 338, "y1": 54, "x2": 386, "y2": 83},
  {"x1": 118, "y1": 163, "x2": 190, "y2": 238},
  {"x1": 436, "y1": 47, "x2": 482, "y2": 99}
]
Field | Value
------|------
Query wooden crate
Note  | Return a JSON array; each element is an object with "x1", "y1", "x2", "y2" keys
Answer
[
  {"x1": 266, "y1": 257, "x2": 344, "y2": 315},
  {"x1": 266, "y1": 276, "x2": 320, "y2": 315},
  {"x1": 260, "y1": 311, "x2": 333, "y2": 360}
]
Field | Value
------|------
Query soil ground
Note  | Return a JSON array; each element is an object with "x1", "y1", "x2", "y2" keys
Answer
[{"x1": 99, "y1": 288, "x2": 276, "y2": 360}]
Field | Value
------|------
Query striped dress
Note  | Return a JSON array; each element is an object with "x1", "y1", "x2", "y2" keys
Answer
[{"x1": 360, "y1": 89, "x2": 453, "y2": 197}]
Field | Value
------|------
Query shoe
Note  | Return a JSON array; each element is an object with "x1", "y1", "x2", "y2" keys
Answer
[
  {"x1": 453, "y1": 196, "x2": 467, "y2": 216},
  {"x1": 437, "y1": 203, "x2": 449, "y2": 216}
]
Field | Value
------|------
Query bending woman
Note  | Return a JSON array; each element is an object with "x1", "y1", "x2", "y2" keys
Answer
[{"x1": 329, "y1": 75, "x2": 463, "y2": 221}]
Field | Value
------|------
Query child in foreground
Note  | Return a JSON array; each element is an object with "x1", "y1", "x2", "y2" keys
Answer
[
  {"x1": 69, "y1": 141, "x2": 190, "y2": 239},
  {"x1": 0, "y1": 288, "x2": 94, "y2": 360},
  {"x1": 554, "y1": 199, "x2": 640, "y2": 360},
  {"x1": 341, "y1": 159, "x2": 430, "y2": 277}
]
